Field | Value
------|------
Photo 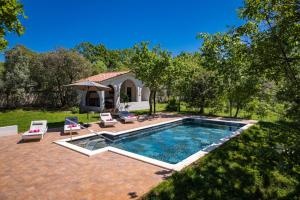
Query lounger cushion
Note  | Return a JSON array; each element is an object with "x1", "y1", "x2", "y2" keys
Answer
[
  {"x1": 29, "y1": 129, "x2": 40, "y2": 133},
  {"x1": 64, "y1": 124, "x2": 81, "y2": 131}
]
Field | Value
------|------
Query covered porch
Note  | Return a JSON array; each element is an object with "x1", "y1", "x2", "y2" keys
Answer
[{"x1": 80, "y1": 73, "x2": 150, "y2": 112}]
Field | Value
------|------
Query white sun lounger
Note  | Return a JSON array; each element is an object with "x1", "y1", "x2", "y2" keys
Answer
[
  {"x1": 22, "y1": 120, "x2": 48, "y2": 140},
  {"x1": 100, "y1": 113, "x2": 118, "y2": 127},
  {"x1": 119, "y1": 111, "x2": 137, "y2": 123},
  {"x1": 64, "y1": 116, "x2": 81, "y2": 133}
]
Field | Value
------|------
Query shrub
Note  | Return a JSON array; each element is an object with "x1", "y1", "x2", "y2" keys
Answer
[
  {"x1": 166, "y1": 99, "x2": 178, "y2": 112},
  {"x1": 71, "y1": 106, "x2": 79, "y2": 114}
]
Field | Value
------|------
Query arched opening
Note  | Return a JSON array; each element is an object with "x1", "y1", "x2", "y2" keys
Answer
[
  {"x1": 141, "y1": 86, "x2": 150, "y2": 101},
  {"x1": 120, "y1": 79, "x2": 137, "y2": 102},
  {"x1": 86, "y1": 91, "x2": 100, "y2": 107},
  {"x1": 104, "y1": 85, "x2": 114, "y2": 109}
]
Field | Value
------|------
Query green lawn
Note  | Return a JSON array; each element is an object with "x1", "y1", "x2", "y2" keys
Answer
[
  {"x1": 0, "y1": 103, "x2": 282, "y2": 133},
  {"x1": 0, "y1": 109, "x2": 99, "y2": 132},
  {"x1": 133, "y1": 103, "x2": 282, "y2": 122},
  {"x1": 142, "y1": 121, "x2": 300, "y2": 200}
]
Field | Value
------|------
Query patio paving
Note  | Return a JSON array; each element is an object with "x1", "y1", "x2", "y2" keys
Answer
[{"x1": 0, "y1": 116, "x2": 177, "y2": 200}]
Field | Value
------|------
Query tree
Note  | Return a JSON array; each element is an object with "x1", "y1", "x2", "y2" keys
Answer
[
  {"x1": 74, "y1": 42, "x2": 133, "y2": 72},
  {"x1": 91, "y1": 60, "x2": 107, "y2": 74},
  {"x1": 0, "y1": 62, "x2": 5, "y2": 98},
  {"x1": 36, "y1": 49, "x2": 92, "y2": 107},
  {"x1": 237, "y1": 0, "x2": 300, "y2": 119},
  {"x1": 0, "y1": 0, "x2": 26, "y2": 51},
  {"x1": 130, "y1": 42, "x2": 171, "y2": 114},
  {"x1": 2, "y1": 45, "x2": 34, "y2": 107},
  {"x1": 183, "y1": 69, "x2": 221, "y2": 114},
  {"x1": 0, "y1": 46, "x2": 93, "y2": 108},
  {"x1": 168, "y1": 53, "x2": 222, "y2": 114},
  {"x1": 199, "y1": 32, "x2": 261, "y2": 117}
]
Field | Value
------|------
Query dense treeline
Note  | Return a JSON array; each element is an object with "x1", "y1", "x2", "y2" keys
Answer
[
  {"x1": 0, "y1": 0, "x2": 299, "y2": 121},
  {"x1": 0, "y1": 44, "x2": 133, "y2": 108},
  {"x1": 0, "y1": 46, "x2": 92, "y2": 107}
]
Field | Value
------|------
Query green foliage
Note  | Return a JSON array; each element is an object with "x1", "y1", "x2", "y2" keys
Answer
[
  {"x1": 169, "y1": 53, "x2": 201, "y2": 100},
  {"x1": 0, "y1": 62, "x2": 4, "y2": 91},
  {"x1": 120, "y1": 92, "x2": 129, "y2": 103},
  {"x1": 2, "y1": 45, "x2": 35, "y2": 107},
  {"x1": 237, "y1": 0, "x2": 300, "y2": 120},
  {"x1": 71, "y1": 106, "x2": 79, "y2": 114},
  {"x1": 166, "y1": 99, "x2": 179, "y2": 112},
  {"x1": 0, "y1": 46, "x2": 93, "y2": 108},
  {"x1": 74, "y1": 42, "x2": 133, "y2": 71},
  {"x1": 199, "y1": 32, "x2": 262, "y2": 117},
  {"x1": 130, "y1": 42, "x2": 172, "y2": 114},
  {"x1": 168, "y1": 52, "x2": 221, "y2": 113},
  {"x1": 143, "y1": 121, "x2": 300, "y2": 200},
  {"x1": 0, "y1": 0, "x2": 26, "y2": 51},
  {"x1": 0, "y1": 62, "x2": 4, "y2": 74},
  {"x1": 91, "y1": 60, "x2": 107, "y2": 74},
  {"x1": 32, "y1": 48, "x2": 93, "y2": 107}
]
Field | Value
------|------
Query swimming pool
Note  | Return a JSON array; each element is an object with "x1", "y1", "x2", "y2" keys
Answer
[{"x1": 66, "y1": 118, "x2": 247, "y2": 166}]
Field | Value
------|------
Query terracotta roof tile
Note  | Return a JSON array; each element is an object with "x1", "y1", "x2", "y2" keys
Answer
[{"x1": 78, "y1": 71, "x2": 130, "y2": 83}]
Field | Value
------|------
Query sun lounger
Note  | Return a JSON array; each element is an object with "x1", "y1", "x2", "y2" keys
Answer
[
  {"x1": 64, "y1": 116, "x2": 81, "y2": 133},
  {"x1": 119, "y1": 111, "x2": 137, "y2": 123},
  {"x1": 22, "y1": 120, "x2": 48, "y2": 140},
  {"x1": 100, "y1": 113, "x2": 118, "y2": 127}
]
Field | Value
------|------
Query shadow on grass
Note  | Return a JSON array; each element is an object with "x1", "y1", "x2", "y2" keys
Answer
[
  {"x1": 144, "y1": 121, "x2": 300, "y2": 200},
  {"x1": 47, "y1": 120, "x2": 91, "y2": 130},
  {"x1": 47, "y1": 121, "x2": 65, "y2": 129}
]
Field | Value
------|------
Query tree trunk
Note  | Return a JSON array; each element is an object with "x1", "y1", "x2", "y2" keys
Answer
[
  {"x1": 153, "y1": 91, "x2": 156, "y2": 114},
  {"x1": 199, "y1": 97, "x2": 205, "y2": 114},
  {"x1": 149, "y1": 91, "x2": 153, "y2": 115},
  {"x1": 178, "y1": 98, "x2": 181, "y2": 112},
  {"x1": 6, "y1": 91, "x2": 10, "y2": 108},
  {"x1": 229, "y1": 100, "x2": 233, "y2": 117},
  {"x1": 234, "y1": 105, "x2": 240, "y2": 118}
]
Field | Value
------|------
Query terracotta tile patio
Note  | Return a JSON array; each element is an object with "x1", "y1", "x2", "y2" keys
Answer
[{"x1": 0, "y1": 116, "x2": 178, "y2": 200}]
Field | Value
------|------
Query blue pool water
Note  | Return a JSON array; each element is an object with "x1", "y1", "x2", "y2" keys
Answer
[{"x1": 69, "y1": 119, "x2": 244, "y2": 164}]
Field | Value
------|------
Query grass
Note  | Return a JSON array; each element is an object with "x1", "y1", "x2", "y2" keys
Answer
[
  {"x1": 0, "y1": 102, "x2": 283, "y2": 132},
  {"x1": 133, "y1": 103, "x2": 282, "y2": 122},
  {"x1": 132, "y1": 103, "x2": 168, "y2": 115},
  {"x1": 0, "y1": 109, "x2": 99, "y2": 132},
  {"x1": 142, "y1": 121, "x2": 300, "y2": 200}
]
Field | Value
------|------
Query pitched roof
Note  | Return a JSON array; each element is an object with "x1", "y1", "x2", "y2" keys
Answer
[{"x1": 78, "y1": 71, "x2": 130, "y2": 83}]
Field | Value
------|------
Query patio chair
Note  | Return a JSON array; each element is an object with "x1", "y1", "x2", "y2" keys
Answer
[
  {"x1": 119, "y1": 111, "x2": 137, "y2": 123},
  {"x1": 22, "y1": 120, "x2": 48, "y2": 140},
  {"x1": 64, "y1": 116, "x2": 81, "y2": 133},
  {"x1": 100, "y1": 113, "x2": 118, "y2": 127}
]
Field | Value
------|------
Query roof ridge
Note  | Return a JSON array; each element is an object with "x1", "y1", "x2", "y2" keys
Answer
[{"x1": 76, "y1": 70, "x2": 131, "y2": 83}]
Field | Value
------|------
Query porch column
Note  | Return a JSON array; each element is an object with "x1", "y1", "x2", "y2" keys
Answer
[
  {"x1": 137, "y1": 86, "x2": 142, "y2": 102},
  {"x1": 114, "y1": 85, "x2": 120, "y2": 110},
  {"x1": 98, "y1": 91, "x2": 105, "y2": 111}
]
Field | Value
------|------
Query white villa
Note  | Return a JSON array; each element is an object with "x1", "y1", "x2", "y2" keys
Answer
[{"x1": 78, "y1": 71, "x2": 150, "y2": 112}]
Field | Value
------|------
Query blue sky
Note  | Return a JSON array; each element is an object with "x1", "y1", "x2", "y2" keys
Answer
[{"x1": 1, "y1": 0, "x2": 244, "y2": 61}]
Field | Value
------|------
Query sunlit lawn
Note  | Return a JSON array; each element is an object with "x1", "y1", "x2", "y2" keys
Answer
[
  {"x1": 133, "y1": 103, "x2": 282, "y2": 122},
  {"x1": 0, "y1": 109, "x2": 99, "y2": 132},
  {"x1": 1, "y1": 103, "x2": 282, "y2": 133}
]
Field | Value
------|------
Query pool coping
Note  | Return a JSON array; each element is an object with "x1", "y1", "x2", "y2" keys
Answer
[{"x1": 54, "y1": 117, "x2": 256, "y2": 171}]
